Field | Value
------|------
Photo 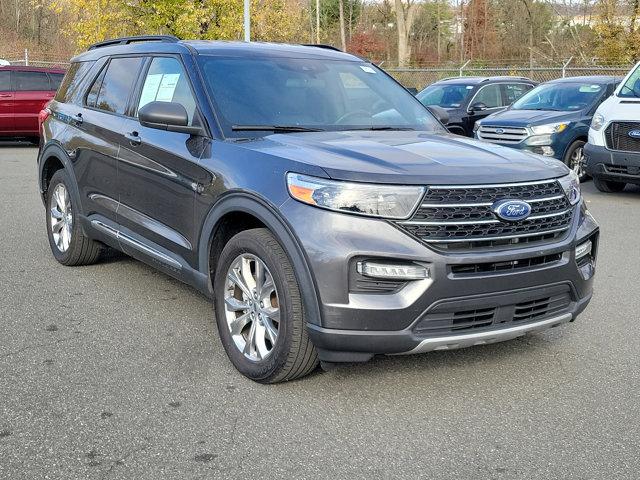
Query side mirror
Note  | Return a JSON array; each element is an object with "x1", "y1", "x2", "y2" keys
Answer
[
  {"x1": 468, "y1": 102, "x2": 488, "y2": 114},
  {"x1": 139, "y1": 101, "x2": 203, "y2": 135},
  {"x1": 426, "y1": 105, "x2": 450, "y2": 126},
  {"x1": 406, "y1": 87, "x2": 419, "y2": 95}
]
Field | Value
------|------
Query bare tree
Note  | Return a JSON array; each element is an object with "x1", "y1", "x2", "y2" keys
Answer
[
  {"x1": 339, "y1": 0, "x2": 347, "y2": 50},
  {"x1": 394, "y1": 0, "x2": 419, "y2": 66}
]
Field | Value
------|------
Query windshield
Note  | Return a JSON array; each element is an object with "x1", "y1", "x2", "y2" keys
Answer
[
  {"x1": 619, "y1": 65, "x2": 640, "y2": 98},
  {"x1": 197, "y1": 56, "x2": 443, "y2": 137},
  {"x1": 417, "y1": 84, "x2": 475, "y2": 108},
  {"x1": 511, "y1": 82, "x2": 604, "y2": 111}
]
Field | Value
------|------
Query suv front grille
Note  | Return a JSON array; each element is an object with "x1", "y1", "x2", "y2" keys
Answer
[
  {"x1": 605, "y1": 122, "x2": 640, "y2": 152},
  {"x1": 395, "y1": 180, "x2": 573, "y2": 251},
  {"x1": 477, "y1": 125, "x2": 529, "y2": 144}
]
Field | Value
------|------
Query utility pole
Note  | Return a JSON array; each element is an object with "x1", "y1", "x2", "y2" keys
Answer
[{"x1": 244, "y1": 0, "x2": 250, "y2": 42}]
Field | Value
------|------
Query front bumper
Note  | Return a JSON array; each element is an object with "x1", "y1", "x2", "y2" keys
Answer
[
  {"x1": 280, "y1": 198, "x2": 598, "y2": 363},
  {"x1": 584, "y1": 143, "x2": 640, "y2": 185}
]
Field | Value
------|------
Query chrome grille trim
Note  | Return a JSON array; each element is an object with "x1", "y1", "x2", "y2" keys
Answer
[
  {"x1": 424, "y1": 226, "x2": 571, "y2": 243},
  {"x1": 420, "y1": 195, "x2": 565, "y2": 209},
  {"x1": 399, "y1": 209, "x2": 572, "y2": 227},
  {"x1": 477, "y1": 125, "x2": 529, "y2": 144}
]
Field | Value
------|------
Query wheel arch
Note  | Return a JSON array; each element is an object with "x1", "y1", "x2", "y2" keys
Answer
[
  {"x1": 198, "y1": 192, "x2": 323, "y2": 326},
  {"x1": 38, "y1": 142, "x2": 84, "y2": 215}
]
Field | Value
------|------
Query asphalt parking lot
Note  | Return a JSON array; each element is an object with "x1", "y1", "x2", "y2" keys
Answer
[{"x1": 1, "y1": 144, "x2": 639, "y2": 479}]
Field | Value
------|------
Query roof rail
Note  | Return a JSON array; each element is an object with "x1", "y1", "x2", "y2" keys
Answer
[
  {"x1": 301, "y1": 44, "x2": 342, "y2": 52},
  {"x1": 88, "y1": 35, "x2": 180, "y2": 51}
]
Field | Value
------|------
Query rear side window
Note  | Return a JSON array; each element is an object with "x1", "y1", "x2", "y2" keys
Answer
[
  {"x1": 0, "y1": 71, "x2": 9, "y2": 91},
  {"x1": 503, "y1": 83, "x2": 533, "y2": 104},
  {"x1": 14, "y1": 71, "x2": 50, "y2": 91},
  {"x1": 90, "y1": 57, "x2": 143, "y2": 115},
  {"x1": 55, "y1": 61, "x2": 95, "y2": 103}
]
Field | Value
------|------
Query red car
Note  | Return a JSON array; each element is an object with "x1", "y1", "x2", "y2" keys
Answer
[{"x1": 0, "y1": 66, "x2": 65, "y2": 140}]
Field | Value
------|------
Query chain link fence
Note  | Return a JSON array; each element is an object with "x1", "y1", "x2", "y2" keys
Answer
[
  {"x1": 386, "y1": 61, "x2": 633, "y2": 91},
  {"x1": 1, "y1": 50, "x2": 71, "y2": 68}
]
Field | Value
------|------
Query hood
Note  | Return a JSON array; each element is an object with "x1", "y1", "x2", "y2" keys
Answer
[
  {"x1": 595, "y1": 95, "x2": 640, "y2": 122},
  {"x1": 481, "y1": 108, "x2": 579, "y2": 127},
  {"x1": 238, "y1": 130, "x2": 568, "y2": 185}
]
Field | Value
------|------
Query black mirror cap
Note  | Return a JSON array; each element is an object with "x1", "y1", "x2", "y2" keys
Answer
[
  {"x1": 138, "y1": 101, "x2": 203, "y2": 135},
  {"x1": 468, "y1": 102, "x2": 488, "y2": 113},
  {"x1": 426, "y1": 105, "x2": 450, "y2": 126},
  {"x1": 406, "y1": 87, "x2": 419, "y2": 95}
]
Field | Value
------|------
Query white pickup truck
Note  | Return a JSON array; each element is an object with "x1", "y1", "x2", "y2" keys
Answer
[{"x1": 585, "y1": 61, "x2": 640, "y2": 192}]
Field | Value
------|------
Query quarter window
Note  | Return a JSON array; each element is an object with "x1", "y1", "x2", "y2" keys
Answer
[
  {"x1": 14, "y1": 71, "x2": 50, "y2": 91},
  {"x1": 55, "y1": 61, "x2": 95, "y2": 103},
  {"x1": 137, "y1": 57, "x2": 196, "y2": 125},
  {"x1": 92, "y1": 57, "x2": 143, "y2": 114}
]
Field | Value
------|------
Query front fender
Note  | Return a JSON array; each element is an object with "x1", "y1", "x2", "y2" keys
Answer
[{"x1": 197, "y1": 192, "x2": 323, "y2": 326}]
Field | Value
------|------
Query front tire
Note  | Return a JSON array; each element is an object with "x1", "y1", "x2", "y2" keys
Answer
[
  {"x1": 46, "y1": 169, "x2": 103, "y2": 266},
  {"x1": 593, "y1": 176, "x2": 626, "y2": 193},
  {"x1": 213, "y1": 228, "x2": 318, "y2": 383},
  {"x1": 563, "y1": 140, "x2": 589, "y2": 181}
]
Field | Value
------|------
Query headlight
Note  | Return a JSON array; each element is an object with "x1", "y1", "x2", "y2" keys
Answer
[
  {"x1": 591, "y1": 113, "x2": 605, "y2": 131},
  {"x1": 557, "y1": 170, "x2": 581, "y2": 205},
  {"x1": 286, "y1": 173, "x2": 424, "y2": 219},
  {"x1": 531, "y1": 122, "x2": 569, "y2": 135}
]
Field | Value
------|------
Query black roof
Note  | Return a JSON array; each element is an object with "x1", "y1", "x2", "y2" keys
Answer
[
  {"x1": 73, "y1": 37, "x2": 360, "y2": 62},
  {"x1": 435, "y1": 76, "x2": 535, "y2": 85}
]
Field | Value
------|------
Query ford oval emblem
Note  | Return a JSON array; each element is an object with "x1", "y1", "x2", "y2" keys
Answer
[
  {"x1": 492, "y1": 199, "x2": 532, "y2": 222},
  {"x1": 628, "y1": 129, "x2": 640, "y2": 139},
  {"x1": 495, "y1": 128, "x2": 505, "y2": 134}
]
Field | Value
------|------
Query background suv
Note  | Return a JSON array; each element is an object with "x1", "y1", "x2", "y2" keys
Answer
[
  {"x1": 416, "y1": 76, "x2": 536, "y2": 136},
  {"x1": 0, "y1": 65, "x2": 65, "y2": 140},
  {"x1": 475, "y1": 76, "x2": 620, "y2": 180},
  {"x1": 38, "y1": 36, "x2": 597, "y2": 383}
]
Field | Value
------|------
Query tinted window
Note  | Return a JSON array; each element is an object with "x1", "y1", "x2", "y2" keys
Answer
[
  {"x1": 0, "y1": 71, "x2": 9, "y2": 91},
  {"x1": 14, "y1": 71, "x2": 50, "y2": 91},
  {"x1": 49, "y1": 73, "x2": 64, "y2": 90},
  {"x1": 94, "y1": 57, "x2": 143, "y2": 114},
  {"x1": 512, "y1": 82, "x2": 605, "y2": 111},
  {"x1": 417, "y1": 84, "x2": 475, "y2": 108},
  {"x1": 137, "y1": 57, "x2": 196, "y2": 125},
  {"x1": 55, "y1": 61, "x2": 95, "y2": 103},
  {"x1": 472, "y1": 84, "x2": 502, "y2": 108},
  {"x1": 198, "y1": 56, "x2": 443, "y2": 137},
  {"x1": 502, "y1": 83, "x2": 533, "y2": 104}
]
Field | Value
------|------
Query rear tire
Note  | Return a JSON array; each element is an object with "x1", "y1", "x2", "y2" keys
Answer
[
  {"x1": 593, "y1": 176, "x2": 626, "y2": 193},
  {"x1": 46, "y1": 169, "x2": 103, "y2": 266},
  {"x1": 213, "y1": 228, "x2": 319, "y2": 383}
]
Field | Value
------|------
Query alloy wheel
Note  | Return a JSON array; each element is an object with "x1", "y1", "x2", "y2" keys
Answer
[
  {"x1": 224, "y1": 254, "x2": 280, "y2": 361},
  {"x1": 569, "y1": 145, "x2": 585, "y2": 179},
  {"x1": 50, "y1": 184, "x2": 73, "y2": 252}
]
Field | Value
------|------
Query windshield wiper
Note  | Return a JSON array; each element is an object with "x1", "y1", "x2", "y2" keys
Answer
[
  {"x1": 346, "y1": 126, "x2": 415, "y2": 131},
  {"x1": 231, "y1": 125, "x2": 324, "y2": 133}
]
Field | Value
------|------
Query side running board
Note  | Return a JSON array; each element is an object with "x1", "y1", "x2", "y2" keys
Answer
[{"x1": 91, "y1": 220, "x2": 182, "y2": 270}]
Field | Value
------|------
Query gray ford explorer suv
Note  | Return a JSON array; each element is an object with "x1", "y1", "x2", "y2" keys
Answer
[{"x1": 38, "y1": 36, "x2": 599, "y2": 382}]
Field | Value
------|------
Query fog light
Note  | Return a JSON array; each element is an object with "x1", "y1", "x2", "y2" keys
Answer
[
  {"x1": 540, "y1": 146, "x2": 555, "y2": 156},
  {"x1": 575, "y1": 240, "x2": 592, "y2": 260},
  {"x1": 357, "y1": 261, "x2": 429, "y2": 280}
]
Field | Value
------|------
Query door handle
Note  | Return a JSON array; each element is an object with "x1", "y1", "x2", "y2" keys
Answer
[
  {"x1": 125, "y1": 131, "x2": 142, "y2": 146},
  {"x1": 72, "y1": 113, "x2": 83, "y2": 125},
  {"x1": 0, "y1": 93, "x2": 11, "y2": 98}
]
